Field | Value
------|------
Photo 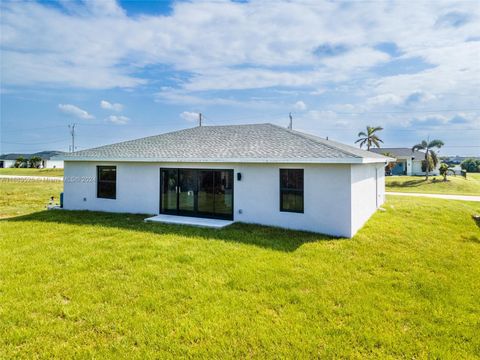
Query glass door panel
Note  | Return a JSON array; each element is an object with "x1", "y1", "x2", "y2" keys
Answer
[
  {"x1": 197, "y1": 170, "x2": 214, "y2": 215},
  {"x1": 160, "y1": 168, "x2": 177, "y2": 214},
  {"x1": 178, "y1": 169, "x2": 196, "y2": 214},
  {"x1": 214, "y1": 170, "x2": 233, "y2": 216}
]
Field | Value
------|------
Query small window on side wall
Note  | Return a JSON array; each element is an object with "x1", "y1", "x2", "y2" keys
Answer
[
  {"x1": 97, "y1": 166, "x2": 116, "y2": 199},
  {"x1": 280, "y1": 169, "x2": 304, "y2": 213}
]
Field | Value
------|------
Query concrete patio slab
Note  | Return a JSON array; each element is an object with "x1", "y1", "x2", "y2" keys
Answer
[{"x1": 144, "y1": 214, "x2": 234, "y2": 228}]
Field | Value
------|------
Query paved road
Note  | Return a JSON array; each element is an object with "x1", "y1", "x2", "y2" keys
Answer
[
  {"x1": 0, "y1": 175, "x2": 63, "y2": 182},
  {"x1": 387, "y1": 192, "x2": 480, "y2": 202}
]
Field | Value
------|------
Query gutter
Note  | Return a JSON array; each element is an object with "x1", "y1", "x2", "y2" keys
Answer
[{"x1": 54, "y1": 156, "x2": 391, "y2": 164}]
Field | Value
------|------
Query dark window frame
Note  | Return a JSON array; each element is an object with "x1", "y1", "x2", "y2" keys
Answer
[
  {"x1": 97, "y1": 166, "x2": 117, "y2": 199},
  {"x1": 279, "y1": 168, "x2": 304, "y2": 213}
]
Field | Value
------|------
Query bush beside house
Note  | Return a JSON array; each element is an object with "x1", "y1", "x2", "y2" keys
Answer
[{"x1": 461, "y1": 158, "x2": 480, "y2": 173}]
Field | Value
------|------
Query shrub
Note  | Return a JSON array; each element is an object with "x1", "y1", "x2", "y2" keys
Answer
[
  {"x1": 439, "y1": 163, "x2": 455, "y2": 181},
  {"x1": 461, "y1": 158, "x2": 480, "y2": 173},
  {"x1": 14, "y1": 156, "x2": 26, "y2": 168},
  {"x1": 29, "y1": 156, "x2": 42, "y2": 168}
]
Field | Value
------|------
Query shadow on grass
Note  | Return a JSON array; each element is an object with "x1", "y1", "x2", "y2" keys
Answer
[
  {"x1": 388, "y1": 179, "x2": 427, "y2": 188},
  {"x1": 473, "y1": 215, "x2": 480, "y2": 229},
  {"x1": 1, "y1": 210, "x2": 338, "y2": 252}
]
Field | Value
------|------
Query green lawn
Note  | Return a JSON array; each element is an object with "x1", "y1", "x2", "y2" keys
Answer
[
  {"x1": 386, "y1": 173, "x2": 480, "y2": 196},
  {"x1": 0, "y1": 168, "x2": 64, "y2": 177},
  {"x1": 1, "y1": 179, "x2": 479, "y2": 358}
]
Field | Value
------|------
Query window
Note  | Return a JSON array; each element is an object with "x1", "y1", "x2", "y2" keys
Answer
[
  {"x1": 97, "y1": 166, "x2": 116, "y2": 199},
  {"x1": 280, "y1": 169, "x2": 304, "y2": 213}
]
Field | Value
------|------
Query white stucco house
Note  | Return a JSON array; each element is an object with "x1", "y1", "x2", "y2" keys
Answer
[
  {"x1": 42, "y1": 159, "x2": 64, "y2": 169},
  {"x1": 370, "y1": 147, "x2": 440, "y2": 176},
  {"x1": 0, "y1": 158, "x2": 16, "y2": 168},
  {"x1": 56, "y1": 124, "x2": 392, "y2": 238},
  {"x1": 0, "y1": 151, "x2": 64, "y2": 169}
]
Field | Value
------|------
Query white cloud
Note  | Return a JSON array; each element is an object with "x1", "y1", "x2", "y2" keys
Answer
[
  {"x1": 1, "y1": 0, "x2": 479, "y2": 109},
  {"x1": 294, "y1": 101, "x2": 307, "y2": 111},
  {"x1": 100, "y1": 100, "x2": 123, "y2": 112},
  {"x1": 155, "y1": 87, "x2": 278, "y2": 109},
  {"x1": 106, "y1": 115, "x2": 129, "y2": 125},
  {"x1": 367, "y1": 94, "x2": 403, "y2": 106},
  {"x1": 58, "y1": 104, "x2": 94, "y2": 120},
  {"x1": 180, "y1": 111, "x2": 200, "y2": 122},
  {"x1": 307, "y1": 110, "x2": 338, "y2": 122}
]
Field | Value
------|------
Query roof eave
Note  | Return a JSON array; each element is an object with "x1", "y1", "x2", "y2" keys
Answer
[{"x1": 60, "y1": 156, "x2": 390, "y2": 164}]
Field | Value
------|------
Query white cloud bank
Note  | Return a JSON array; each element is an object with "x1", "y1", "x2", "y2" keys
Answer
[
  {"x1": 2, "y1": 0, "x2": 479, "y2": 98},
  {"x1": 58, "y1": 104, "x2": 94, "y2": 120},
  {"x1": 101, "y1": 100, "x2": 123, "y2": 112}
]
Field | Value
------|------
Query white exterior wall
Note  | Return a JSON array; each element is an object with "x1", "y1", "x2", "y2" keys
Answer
[
  {"x1": 0, "y1": 160, "x2": 16, "y2": 168},
  {"x1": 350, "y1": 163, "x2": 384, "y2": 236},
  {"x1": 63, "y1": 161, "x2": 382, "y2": 238},
  {"x1": 234, "y1": 163, "x2": 352, "y2": 237},
  {"x1": 64, "y1": 162, "x2": 161, "y2": 215},
  {"x1": 412, "y1": 160, "x2": 440, "y2": 176},
  {"x1": 406, "y1": 158, "x2": 413, "y2": 175},
  {"x1": 44, "y1": 160, "x2": 64, "y2": 169}
]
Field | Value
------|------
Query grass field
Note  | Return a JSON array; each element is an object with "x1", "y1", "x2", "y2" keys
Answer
[
  {"x1": 1, "y1": 179, "x2": 479, "y2": 358},
  {"x1": 386, "y1": 173, "x2": 480, "y2": 196},
  {"x1": 0, "y1": 168, "x2": 64, "y2": 177}
]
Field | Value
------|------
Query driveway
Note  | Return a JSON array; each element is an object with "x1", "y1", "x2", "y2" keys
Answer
[{"x1": 386, "y1": 192, "x2": 480, "y2": 202}]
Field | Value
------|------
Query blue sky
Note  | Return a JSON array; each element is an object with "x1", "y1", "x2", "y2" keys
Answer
[{"x1": 1, "y1": 0, "x2": 479, "y2": 156}]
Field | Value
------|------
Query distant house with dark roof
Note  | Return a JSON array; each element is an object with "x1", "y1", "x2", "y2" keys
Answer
[
  {"x1": 55, "y1": 123, "x2": 393, "y2": 238},
  {"x1": 0, "y1": 151, "x2": 65, "y2": 169},
  {"x1": 369, "y1": 147, "x2": 440, "y2": 176}
]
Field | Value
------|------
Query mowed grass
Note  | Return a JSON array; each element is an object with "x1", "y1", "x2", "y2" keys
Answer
[
  {"x1": 386, "y1": 173, "x2": 480, "y2": 196},
  {"x1": 1, "y1": 180, "x2": 479, "y2": 358},
  {"x1": 0, "y1": 179, "x2": 62, "y2": 218},
  {"x1": 0, "y1": 168, "x2": 64, "y2": 177}
]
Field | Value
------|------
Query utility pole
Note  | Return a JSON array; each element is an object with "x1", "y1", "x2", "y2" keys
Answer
[
  {"x1": 68, "y1": 123, "x2": 76, "y2": 152},
  {"x1": 199, "y1": 112, "x2": 203, "y2": 127},
  {"x1": 288, "y1": 112, "x2": 293, "y2": 130}
]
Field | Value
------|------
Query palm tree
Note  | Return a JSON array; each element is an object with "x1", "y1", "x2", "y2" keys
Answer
[
  {"x1": 412, "y1": 139, "x2": 444, "y2": 180},
  {"x1": 355, "y1": 126, "x2": 383, "y2": 150}
]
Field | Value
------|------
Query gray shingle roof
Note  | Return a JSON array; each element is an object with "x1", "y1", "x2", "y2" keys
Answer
[
  {"x1": 57, "y1": 123, "x2": 390, "y2": 164},
  {"x1": 369, "y1": 147, "x2": 427, "y2": 160}
]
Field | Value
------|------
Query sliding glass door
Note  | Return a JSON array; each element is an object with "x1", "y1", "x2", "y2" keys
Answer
[{"x1": 160, "y1": 168, "x2": 233, "y2": 220}]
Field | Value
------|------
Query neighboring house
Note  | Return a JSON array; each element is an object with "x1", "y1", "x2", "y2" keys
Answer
[
  {"x1": 56, "y1": 123, "x2": 392, "y2": 238},
  {"x1": 35, "y1": 151, "x2": 65, "y2": 168},
  {"x1": 0, "y1": 158, "x2": 16, "y2": 168},
  {"x1": 0, "y1": 151, "x2": 65, "y2": 168},
  {"x1": 0, "y1": 153, "x2": 25, "y2": 168},
  {"x1": 369, "y1": 147, "x2": 440, "y2": 176}
]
